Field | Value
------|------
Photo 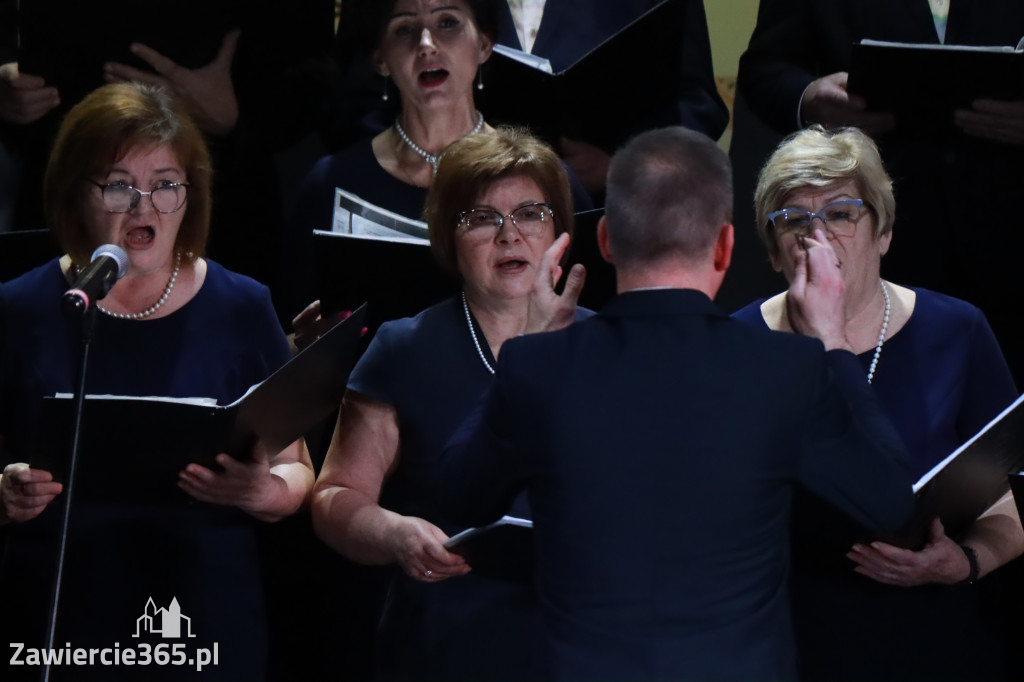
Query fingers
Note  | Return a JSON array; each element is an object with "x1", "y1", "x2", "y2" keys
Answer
[
  {"x1": 415, "y1": 544, "x2": 471, "y2": 582},
  {"x1": 562, "y1": 264, "x2": 587, "y2": 306},
  {"x1": 802, "y1": 229, "x2": 839, "y2": 282},
  {"x1": 0, "y1": 64, "x2": 60, "y2": 125},
  {"x1": 968, "y1": 98, "x2": 1024, "y2": 117},
  {"x1": 2, "y1": 465, "x2": 62, "y2": 521},
  {"x1": 955, "y1": 102, "x2": 1024, "y2": 145},
  {"x1": 927, "y1": 517, "x2": 947, "y2": 542},
  {"x1": 790, "y1": 248, "x2": 808, "y2": 294},
  {"x1": 532, "y1": 232, "x2": 569, "y2": 296},
  {"x1": 857, "y1": 540, "x2": 912, "y2": 563},
  {"x1": 128, "y1": 42, "x2": 181, "y2": 77},
  {"x1": 394, "y1": 518, "x2": 471, "y2": 582},
  {"x1": 214, "y1": 29, "x2": 242, "y2": 69},
  {"x1": 103, "y1": 60, "x2": 168, "y2": 88},
  {"x1": 544, "y1": 233, "x2": 571, "y2": 281},
  {"x1": 291, "y1": 299, "x2": 323, "y2": 330}
]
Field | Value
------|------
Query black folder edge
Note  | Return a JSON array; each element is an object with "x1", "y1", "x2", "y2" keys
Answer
[
  {"x1": 847, "y1": 40, "x2": 1024, "y2": 132},
  {"x1": 444, "y1": 516, "x2": 533, "y2": 582},
  {"x1": 234, "y1": 302, "x2": 369, "y2": 455},
  {"x1": 480, "y1": 0, "x2": 683, "y2": 144},
  {"x1": 1008, "y1": 472, "x2": 1024, "y2": 525},
  {"x1": 312, "y1": 229, "x2": 459, "y2": 327},
  {"x1": 35, "y1": 303, "x2": 368, "y2": 480},
  {"x1": 882, "y1": 391, "x2": 1024, "y2": 549}
]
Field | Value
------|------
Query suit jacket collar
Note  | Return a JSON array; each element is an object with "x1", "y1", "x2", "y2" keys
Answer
[{"x1": 599, "y1": 288, "x2": 727, "y2": 319}]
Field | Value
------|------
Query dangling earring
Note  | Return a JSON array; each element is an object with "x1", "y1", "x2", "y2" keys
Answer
[
  {"x1": 382, "y1": 76, "x2": 390, "y2": 102},
  {"x1": 476, "y1": 69, "x2": 484, "y2": 91}
]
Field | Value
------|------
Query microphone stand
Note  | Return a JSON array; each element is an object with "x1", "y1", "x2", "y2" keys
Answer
[{"x1": 42, "y1": 307, "x2": 98, "y2": 682}]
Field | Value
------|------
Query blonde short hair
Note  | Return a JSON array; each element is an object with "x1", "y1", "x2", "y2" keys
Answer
[{"x1": 754, "y1": 126, "x2": 894, "y2": 261}]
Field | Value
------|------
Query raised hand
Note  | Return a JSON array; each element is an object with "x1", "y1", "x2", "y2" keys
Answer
[
  {"x1": 0, "y1": 62, "x2": 60, "y2": 125},
  {"x1": 104, "y1": 30, "x2": 241, "y2": 135},
  {"x1": 525, "y1": 232, "x2": 586, "y2": 334},
  {"x1": 800, "y1": 72, "x2": 895, "y2": 134},
  {"x1": 0, "y1": 463, "x2": 63, "y2": 523},
  {"x1": 786, "y1": 228, "x2": 850, "y2": 351},
  {"x1": 955, "y1": 98, "x2": 1024, "y2": 145}
]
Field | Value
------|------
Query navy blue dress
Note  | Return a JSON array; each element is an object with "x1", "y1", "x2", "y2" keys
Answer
[
  {"x1": 734, "y1": 288, "x2": 1018, "y2": 681},
  {"x1": 0, "y1": 259, "x2": 291, "y2": 681},
  {"x1": 348, "y1": 295, "x2": 591, "y2": 681}
]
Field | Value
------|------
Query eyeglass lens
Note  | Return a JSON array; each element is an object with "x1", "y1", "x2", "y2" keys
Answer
[
  {"x1": 771, "y1": 200, "x2": 863, "y2": 236},
  {"x1": 102, "y1": 183, "x2": 187, "y2": 214},
  {"x1": 461, "y1": 204, "x2": 553, "y2": 234}
]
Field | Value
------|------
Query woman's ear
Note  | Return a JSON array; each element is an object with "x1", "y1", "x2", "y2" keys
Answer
[
  {"x1": 478, "y1": 33, "x2": 494, "y2": 64},
  {"x1": 597, "y1": 217, "x2": 614, "y2": 264},
  {"x1": 878, "y1": 230, "x2": 893, "y2": 257},
  {"x1": 372, "y1": 50, "x2": 390, "y2": 77}
]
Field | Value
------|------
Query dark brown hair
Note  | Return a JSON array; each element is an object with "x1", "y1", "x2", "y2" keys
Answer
[
  {"x1": 44, "y1": 82, "x2": 212, "y2": 266},
  {"x1": 424, "y1": 126, "x2": 573, "y2": 278}
]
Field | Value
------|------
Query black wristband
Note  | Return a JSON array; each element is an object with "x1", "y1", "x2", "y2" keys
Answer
[{"x1": 959, "y1": 544, "x2": 979, "y2": 585}]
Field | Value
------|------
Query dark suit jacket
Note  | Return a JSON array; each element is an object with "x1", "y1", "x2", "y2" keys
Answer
[
  {"x1": 438, "y1": 289, "x2": 915, "y2": 682},
  {"x1": 496, "y1": 0, "x2": 728, "y2": 145}
]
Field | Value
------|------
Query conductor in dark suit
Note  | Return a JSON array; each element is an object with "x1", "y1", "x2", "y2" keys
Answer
[{"x1": 436, "y1": 126, "x2": 916, "y2": 681}]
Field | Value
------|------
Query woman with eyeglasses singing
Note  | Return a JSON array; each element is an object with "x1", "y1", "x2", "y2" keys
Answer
[
  {"x1": 312, "y1": 127, "x2": 587, "y2": 681},
  {"x1": 734, "y1": 126, "x2": 1023, "y2": 681},
  {"x1": 0, "y1": 82, "x2": 313, "y2": 681},
  {"x1": 285, "y1": 0, "x2": 591, "y2": 335}
]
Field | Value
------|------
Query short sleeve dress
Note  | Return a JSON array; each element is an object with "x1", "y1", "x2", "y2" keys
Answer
[
  {"x1": 0, "y1": 258, "x2": 291, "y2": 682},
  {"x1": 733, "y1": 287, "x2": 1019, "y2": 681},
  {"x1": 347, "y1": 295, "x2": 592, "y2": 681}
]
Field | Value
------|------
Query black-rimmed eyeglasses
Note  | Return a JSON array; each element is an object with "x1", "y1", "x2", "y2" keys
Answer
[
  {"x1": 89, "y1": 180, "x2": 189, "y2": 214},
  {"x1": 767, "y1": 199, "x2": 866, "y2": 237}
]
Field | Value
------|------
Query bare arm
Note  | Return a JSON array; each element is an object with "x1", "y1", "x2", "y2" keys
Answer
[{"x1": 312, "y1": 391, "x2": 469, "y2": 581}]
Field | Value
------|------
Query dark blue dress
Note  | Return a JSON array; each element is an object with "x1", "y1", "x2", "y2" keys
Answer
[
  {"x1": 734, "y1": 287, "x2": 1018, "y2": 681},
  {"x1": 0, "y1": 259, "x2": 291, "y2": 681},
  {"x1": 348, "y1": 295, "x2": 591, "y2": 681}
]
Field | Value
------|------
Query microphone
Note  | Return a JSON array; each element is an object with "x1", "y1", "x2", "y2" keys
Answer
[{"x1": 62, "y1": 244, "x2": 129, "y2": 316}]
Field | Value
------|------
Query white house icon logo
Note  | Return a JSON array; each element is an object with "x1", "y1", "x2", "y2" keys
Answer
[{"x1": 133, "y1": 597, "x2": 196, "y2": 638}]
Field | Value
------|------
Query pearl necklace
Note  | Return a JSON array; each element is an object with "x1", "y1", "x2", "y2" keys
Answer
[
  {"x1": 97, "y1": 251, "x2": 181, "y2": 320},
  {"x1": 395, "y1": 111, "x2": 484, "y2": 175},
  {"x1": 866, "y1": 280, "x2": 891, "y2": 384},
  {"x1": 462, "y1": 292, "x2": 495, "y2": 375}
]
